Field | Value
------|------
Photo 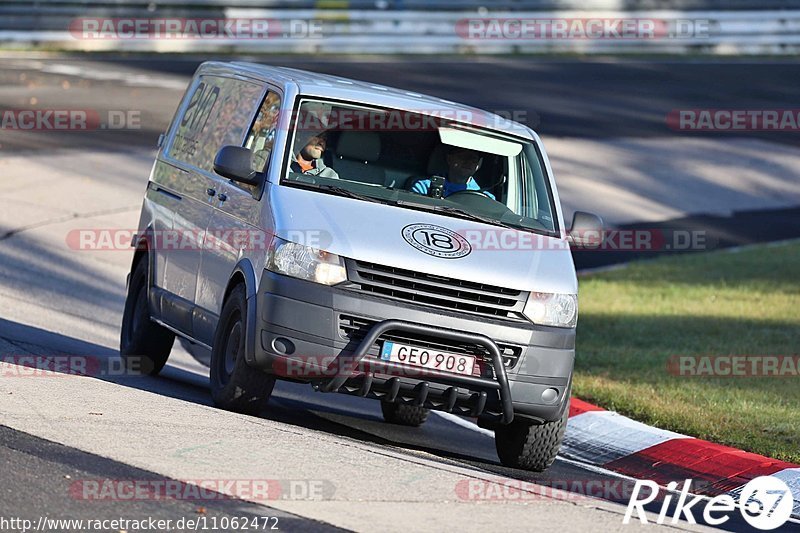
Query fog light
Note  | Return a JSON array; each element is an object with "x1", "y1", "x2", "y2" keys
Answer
[
  {"x1": 271, "y1": 337, "x2": 295, "y2": 356},
  {"x1": 541, "y1": 388, "x2": 559, "y2": 404}
]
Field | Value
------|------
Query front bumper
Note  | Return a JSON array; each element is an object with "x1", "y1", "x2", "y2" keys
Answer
[{"x1": 253, "y1": 270, "x2": 575, "y2": 424}]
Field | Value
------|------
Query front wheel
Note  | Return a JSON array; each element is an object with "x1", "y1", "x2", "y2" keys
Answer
[
  {"x1": 120, "y1": 257, "x2": 175, "y2": 375},
  {"x1": 380, "y1": 402, "x2": 429, "y2": 427},
  {"x1": 494, "y1": 396, "x2": 570, "y2": 472},
  {"x1": 210, "y1": 284, "x2": 275, "y2": 415}
]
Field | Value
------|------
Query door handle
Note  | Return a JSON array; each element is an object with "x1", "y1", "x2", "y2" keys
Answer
[
  {"x1": 147, "y1": 182, "x2": 182, "y2": 201},
  {"x1": 154, "y1": 187, "x2": 182, "y2": 201},
  {"x1": 206, "y1": 188, "x2": 216, "y2": 197},
  {"x1": 218, "y1": 193, "x2": 228, "y2": 202}
]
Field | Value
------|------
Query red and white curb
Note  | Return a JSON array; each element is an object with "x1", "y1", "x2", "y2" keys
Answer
[{"x1": 565, "y1": 398, "x2": 800, "y2": 519}]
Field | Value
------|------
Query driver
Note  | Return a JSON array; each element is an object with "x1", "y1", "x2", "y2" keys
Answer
[
  {"x1": 411, "y1": 146, "x2": 494, "y2": 199},
  {"x1": 290, "y1": 129, "x2": 339, "y2": 179}
]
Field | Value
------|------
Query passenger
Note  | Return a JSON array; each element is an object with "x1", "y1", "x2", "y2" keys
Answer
[
  {"x1": 290, "y1": 130, "x2": 339, "y2": 179},
  {"x1": 412, "y1": 146, "x2": 494, "y2": 199}
]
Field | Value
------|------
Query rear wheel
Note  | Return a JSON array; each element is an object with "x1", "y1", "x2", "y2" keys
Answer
[
  {"x1": 210, "y1": 284, "x2": 275, "y2": 415},
  {"x1": 494, "y1": 395, "x2": 570, "y2": 472},
  {"x1": 380, "y1": 402, "x2": 429, "y2": 427},
  {"x1": 120, "y1": 256, "x2": 175, "y2": 375}
]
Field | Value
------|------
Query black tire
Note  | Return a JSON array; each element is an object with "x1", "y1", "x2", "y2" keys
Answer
[
  {"x1": 210, "y1": 284, "x2": 275, "y2": 415},
  {"x1": 120, "y1": 256, "x2": 175, "y2": 375},
  {"x1": 380, "y1": 402, "x2": 430, "y2": 427},
  {"x1": 494, "y1": 395, "x2": 570, "y2": 472}
]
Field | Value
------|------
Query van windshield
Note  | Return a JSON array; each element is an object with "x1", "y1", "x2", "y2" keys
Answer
[{"x1": 281, "y1": 98, "x2": 558, "y2": 235}]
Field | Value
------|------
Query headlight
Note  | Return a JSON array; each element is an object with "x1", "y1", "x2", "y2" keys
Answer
[
  {"x1": 522, "y1": 292, "x2": 578, "y2": 328},
  {"x1": 267, "y1": 238, "x2": 347, "y2": 286}
]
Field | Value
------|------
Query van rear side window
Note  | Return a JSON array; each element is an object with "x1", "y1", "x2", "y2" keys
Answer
[{"x1": 168, "y1": 76, "x2": 263, "y2": 173}]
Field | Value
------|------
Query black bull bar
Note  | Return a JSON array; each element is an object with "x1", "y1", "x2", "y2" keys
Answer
[{"x1": 317, "y1": 319, "x2": 514, "y2": 424}]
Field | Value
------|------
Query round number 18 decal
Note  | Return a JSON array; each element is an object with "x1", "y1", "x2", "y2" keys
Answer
[{"x1": 402, "y1": 223, "x2": 471, "y2": 259}]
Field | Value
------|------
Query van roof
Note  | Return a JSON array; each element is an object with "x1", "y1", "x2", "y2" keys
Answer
[{"x1": 198, "y1": 61, "x2": 534, "y2": 141}]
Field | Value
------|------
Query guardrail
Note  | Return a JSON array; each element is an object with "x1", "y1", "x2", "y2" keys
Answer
[
  {"x1": 3, "y1": 1, "x2": 800, "y2": 9},
  {"x1": 2, "y1": 9, "x2": 800, "y2": 54}
]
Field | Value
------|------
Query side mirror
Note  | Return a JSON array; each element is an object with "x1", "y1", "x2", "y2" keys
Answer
[
  {"x1": 213, "y1": 145, "x2": 262, "y2": 186},
  {"x1": 568, "y1": 211, "x2": 605, "y2": 247}
]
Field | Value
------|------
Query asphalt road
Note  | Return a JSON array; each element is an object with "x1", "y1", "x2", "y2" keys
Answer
[
  {"x1": 3, "y1": 55, "x2": 800, "y2": 151},
  {"x1": 0, "y1": 425, "x2": 334, "y2": 532},
  {"x1": 1, "y1": 54, "x2": 799, "y2": 532}
]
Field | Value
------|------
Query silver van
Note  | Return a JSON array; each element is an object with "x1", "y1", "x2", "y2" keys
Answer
[{"x1": 121, "y1": 61, "x2": 602, "y2": 472}]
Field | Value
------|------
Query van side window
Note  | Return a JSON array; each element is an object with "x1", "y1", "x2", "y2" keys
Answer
[
  {"x1": 168, "y1": 76, "x2": 263, "y2": 173},
  {"x1": 245, "y1": 91, "x2": 282, "y2": 174}
]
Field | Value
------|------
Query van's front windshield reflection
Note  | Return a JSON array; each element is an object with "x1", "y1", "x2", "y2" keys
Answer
[{"x1": 281, "y1": 98, "x2": 559, "y2": 236}]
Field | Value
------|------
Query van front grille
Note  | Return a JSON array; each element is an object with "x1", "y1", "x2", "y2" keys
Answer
[
  {"x1": 339, "y1": 314, "x2": 522, "y2": 370},
  {"x1": 345, "y1": 260, "x2": 528, "y2": 321}
]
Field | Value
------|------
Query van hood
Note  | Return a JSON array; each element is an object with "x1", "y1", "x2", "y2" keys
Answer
[{"x1": 269, "y1": 185, "x2": 577, "y2": 294}]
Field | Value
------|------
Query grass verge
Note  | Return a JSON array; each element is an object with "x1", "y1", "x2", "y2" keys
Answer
[{"x1": 575, "y1": 241, "x2": 800, "y2": 463}]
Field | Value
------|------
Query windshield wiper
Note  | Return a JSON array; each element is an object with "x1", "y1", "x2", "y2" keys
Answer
[
  {"x1": 438, "y1": 206, "x2": 519, "y2": 229},
  {"x1": 395, "y1": 199, "x2": 518, "y2": 229},
  {"x1": 320, "y1": 185, "x2": 386, "y2": 203},
  {"x1": 291, "y1": 182, "x2": 386, "y2": 204}
]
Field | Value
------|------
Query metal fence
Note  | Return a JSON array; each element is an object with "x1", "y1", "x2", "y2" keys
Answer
[
  {"x1": 2, "y1": 3, "x2": 800, "y2": 54},
  {"x1": 4, "y1": 0, "x2": 800, "y2": 8}
]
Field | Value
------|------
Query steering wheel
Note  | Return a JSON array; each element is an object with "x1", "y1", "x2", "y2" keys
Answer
[
  {"x1": 447, "y1": 190, "x2": 493, "y2": 199},
  {"x1": 446, "y1": 189, "x2": 513, "y2": 218}
]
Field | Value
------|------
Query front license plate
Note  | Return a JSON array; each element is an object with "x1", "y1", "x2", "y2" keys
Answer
[{"x1": 380, "y1": 341, "x2": 475, "y2": 376}]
